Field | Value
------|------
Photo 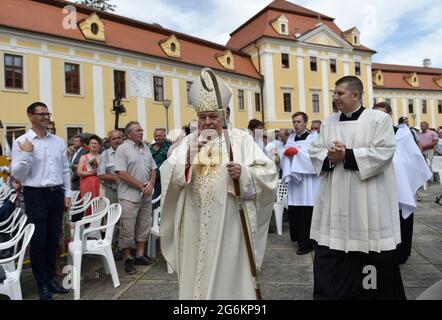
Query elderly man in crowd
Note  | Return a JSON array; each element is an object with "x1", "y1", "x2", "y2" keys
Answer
[
  {"x1": 150, "y1": 128, "x2": 171, "y2": 204},
  {"x1": 98, "y1": 129, "x2": 124, "y2": 204},
  {"x1": 115, "y1": 121, "x2": 158, "y2": 274}
]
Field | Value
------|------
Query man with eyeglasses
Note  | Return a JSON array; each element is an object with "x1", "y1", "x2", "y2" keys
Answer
[{"x1": 11, "y1": 102, "x2": 71, "y2": 300}]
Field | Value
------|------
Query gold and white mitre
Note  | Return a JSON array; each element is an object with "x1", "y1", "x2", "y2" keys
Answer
[{"x1": 188, "y1": 68, "x2": 232, "y2": 113}]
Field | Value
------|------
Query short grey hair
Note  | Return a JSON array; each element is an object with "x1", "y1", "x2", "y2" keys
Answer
[
  {"x1": 280, "y1": 128, "x2": 293, "y2": 136},
  {"x1": 108, "y1": 129, "x2": 123, "y2": 138},
  {"x1": 154, "y1": 128, "x2": 166, "y2": 134},
  {"x1": 125, "y1": 121, "x2": 140, "y2": 134}
]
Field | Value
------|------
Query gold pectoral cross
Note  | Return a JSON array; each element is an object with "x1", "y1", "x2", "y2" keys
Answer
[{"x1": 196, "y1": 147, "x2": 220, "y2": 176}]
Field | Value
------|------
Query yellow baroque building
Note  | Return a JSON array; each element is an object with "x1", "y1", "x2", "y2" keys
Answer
[
  {"x1": 0, "y1": 0, "x2": 263, "y2": 145},
  {"x1": 373, "y1": 62, "x2": 442, "y2": 128},
  {"x1": 1, "y1": 0, "x2": 442, "y2": 149},
  {"x1": 227, "y1": 0, "x2": 377, "y2": 129}
]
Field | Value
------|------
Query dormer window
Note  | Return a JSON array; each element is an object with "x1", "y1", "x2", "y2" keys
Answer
[
  {"x1": 378, "y1": 74, "x2": 382, "y2": 81},
  {"x1": 344, "y1": 27, "x2": 361, "y2": 47},
  {"x1": 78, "y1": 13, "x2": 106, "y2": 42},
  {"x1": 404, "y1": 72, "x2": 420, "y2": 88},
  {"x1": 159, "y1": 34, "x2": 181, "y2": 58},
  {"x1": 216, "y1": 50, "x2": 235, "y2": 71},
  {"x1": 91, "y1": 23, "x2": 99, "y2": 35},
  {"x1": 271, "y1": 14, "x2": 289, "y2": 36}
]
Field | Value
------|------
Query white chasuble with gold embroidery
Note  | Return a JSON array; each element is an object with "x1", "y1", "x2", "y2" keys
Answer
[{"x1": 159, "y1": 128, "x2": 278, "y2": 300}]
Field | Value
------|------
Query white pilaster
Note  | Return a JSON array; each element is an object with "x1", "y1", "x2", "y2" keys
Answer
[
  {"x1": 402, "y1": 98, "x2": 407, "y2": 117},
  {"x1": 172, "y1": 78, "x2": 181, "y2": 129},
  {"x1": 39, "y1": 57, "x2": 53, "y2": 114},
  {"x1": 262, "y1": 52, "x2": 276, "y2": 121},
  {"x1": 366, "y1": 64, "x2": 373, "y2": 107},
  {"x1": 343, "y1": 62, "x2": 350, "y2": 75},
  {"x1": 247, "y1": 90, "x2": 253, "y2": 120},
  {"x1": 296, "y1": 55, "x2": 306, "y2": 112},
  {"x1": 430, "y1": 99, "x2": 436, "y2": 129},
  {"x1": 321, "y1": 58, "x2": 329, "y2": 117},
  {"x1": 392, "y1": 98, "x2": 398, "y2": 124},
  {"x1": 228, "y1": 93, "x2": 235, "y2": 127},
  {"x1": 415, "y1": 98, "x2": 421, "y2": 128},
  {"x1": 92, "y1": 65, "x2": 105, "y2": 137},
  {"x1": 137, "y1": 97, "x2": 146, "y2": 133}
]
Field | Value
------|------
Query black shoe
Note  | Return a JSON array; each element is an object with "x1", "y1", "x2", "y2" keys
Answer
[
  {"x1": 134, "y1": 255, "x2": 158, "y2": 266},
  {"x1": 124, "y1": 258, "x2": 137, "y2": 274},
  {"x1": 114, "y1": 250, "x2": 123, "y2": 261},
  {"x1": 38, "y1": 285, "x2": 53, "y2": 300},
  {"x1": 297, "y1": 247, "x2": 314, "y2": 256},
  {"x1": 48, "y1": 278, "x2": 69, "y2": 294}
]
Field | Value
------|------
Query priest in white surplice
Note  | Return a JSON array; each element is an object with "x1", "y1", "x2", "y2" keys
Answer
[
  {"x1": 374, "y1": 102, "x2": 432, "y2": 264},
  {"x1": 281, "y1": 112, "x2": 320, "y2": 255},
  {"x1": 159, "y1": 69, "x2": 278, "y2": 300},
  {"x1": 309, "y1": 76, "x2": 406, "y2": 300}
]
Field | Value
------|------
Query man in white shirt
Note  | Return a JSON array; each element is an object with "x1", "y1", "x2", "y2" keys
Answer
[{"x1": 11, "y1": 102, "x2": 72, "y2": 300}]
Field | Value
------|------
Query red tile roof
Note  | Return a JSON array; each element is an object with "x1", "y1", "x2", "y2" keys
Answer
[
  {"x1": 373, "y1": 63, "x2": 442, "y2": 91},
  {"x1": 227, "y1": 0, "x2": 375, "y2": 53},
  {"x1": 0, "y1": 0, "x2": 261, "y2": 80}
]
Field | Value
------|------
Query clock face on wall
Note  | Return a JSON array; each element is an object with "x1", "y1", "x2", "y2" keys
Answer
[{"x1": 128, "y1": 71, "x2": 153, "y2": 98}]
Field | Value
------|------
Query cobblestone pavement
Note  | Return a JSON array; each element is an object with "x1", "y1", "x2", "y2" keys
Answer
[{"x1": 7, "y1": 182, "x2": 442, "y2": 300}]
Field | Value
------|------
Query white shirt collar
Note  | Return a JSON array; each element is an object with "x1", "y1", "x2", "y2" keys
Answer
[{"x1": 28, "y1": 128, "x2": 50, "y2": 140}]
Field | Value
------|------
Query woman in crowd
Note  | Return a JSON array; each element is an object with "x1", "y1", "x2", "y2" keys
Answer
[{"x1": 77, "y1": 134, "x2": 102, "y2": 216}]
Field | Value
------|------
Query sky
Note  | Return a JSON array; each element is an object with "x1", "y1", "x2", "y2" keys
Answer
[{"x1": 103, "y1": 0, "x2": 442, "y2": 67}]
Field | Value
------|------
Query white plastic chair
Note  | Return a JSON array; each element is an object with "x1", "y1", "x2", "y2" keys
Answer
[
  {"x1": 147, "y1": 196, "x2": 161, "y2": 258},
  {"x1": 147, "y1": 196, "x2": 173, "y2": 274},
  {"x1": 0, "y1": 223, "x2": 35, "y2": 300},
  {"x1": 432, "y1": 156, "x2": 442, "y2": 204},
  {"x1": 432, "y1": 156, "x2": 442, "y2": 184},
  {"x1": 68, "y1": 203, "x2": 121, "y2": 300},
  {"x1": 0, "y1": 187, "x2": 15, "y2": 205},
  {"x1": 0, "y1": 210, "x2": 26, "y2": 237},
  {"x1": 69, "y1": 196, "x2": 110, "y2": 240},
  {"x1": 71, "y1": 190, "x2": 80, "y2": 204},
  {"x1": 71, "y1": 192, "x2": 92, "y2": 210},
  {"x1": 273, "y1": 180, "x2": 288, "y2": 236},
  {"x1": 86, "y1": 197, "x2": 111, "y2": 240},
  {"x1": 0, "y1": 208, "x2": 22, "y2": 231}
]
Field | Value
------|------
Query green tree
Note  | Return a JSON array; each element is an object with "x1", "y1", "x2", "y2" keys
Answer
[{"x1": 76, "y1": 0, "x2": 116, "y2": 12}]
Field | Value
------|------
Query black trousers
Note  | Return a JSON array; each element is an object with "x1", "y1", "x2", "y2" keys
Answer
[
  {"x1": 313, "y1": 245, "x2": 406, "y2": 300},
  {"x1": 288, "y1": 206, "x2": 314, "y2": 250},
  {"x1": 23, "y1": 186, "x2": 65, "y2": 288},
  {"x1": 397, "y1": 211, "x2": 413, "y2": 264}
]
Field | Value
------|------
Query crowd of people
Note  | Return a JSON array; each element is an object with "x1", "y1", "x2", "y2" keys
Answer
[{"x1": 1, "y1": 70, "x2": 440, "y2": 301}]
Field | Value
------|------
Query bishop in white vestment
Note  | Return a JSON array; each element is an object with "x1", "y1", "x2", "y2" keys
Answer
[
  {"x1": 309, "y1": 76, "x2": 406, "y2": 300},
  {"x1": 159, "y1": 69, "x2": 278, "y2": 300}
]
